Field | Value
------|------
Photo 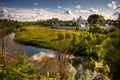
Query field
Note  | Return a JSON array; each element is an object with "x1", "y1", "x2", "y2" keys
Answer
[{"x1": 15, "y1": 25, "x2": 82, "y2": 50}]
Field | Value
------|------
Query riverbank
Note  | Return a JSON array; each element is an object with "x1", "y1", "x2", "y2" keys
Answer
[{"x1": 0, "y1": 27, "x2": 15, "y2": 39}]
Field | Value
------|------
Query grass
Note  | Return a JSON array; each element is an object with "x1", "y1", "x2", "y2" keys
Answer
[{"x1": 15, "y1": 25, "x2": 81, "y2": 50}]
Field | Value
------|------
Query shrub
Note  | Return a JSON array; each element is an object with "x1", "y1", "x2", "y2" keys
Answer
[
  {"x1": 19, "y1": 28, "x2": 27, "y2": 31},
  {"x1": 89, "y1": 24, "x2": 109, "y2": 34},
  {"x1": 65, "y1": 33, "x2": 71, "y2": 39},
  {"x1": 76, "y1": 26, "x2": 80, "y2": 31},
  {"x1": 58, "y1": 33, "x2": 65, "y2": 40}
]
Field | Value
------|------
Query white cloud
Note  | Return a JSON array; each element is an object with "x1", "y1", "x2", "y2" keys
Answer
[
  {"x1": 0, "y1": 6, "x2": 118, "y2": 21},
  {"x1": 33, "y1": 8, "x2": 38, "y2": 11},
  {"x1": 118, "y1": 5, "x2": 120, "y2": 8},
  {"x1": 79, "y1": 10, "x2": 90, "y2": 13},
  {"x1": 64, "y1": 8, "x2": 72, "y2": 15},
  {"x1": 106, "y1": 15, "x2": 117, "y2": 20},
  {"x1": 77, "y1": 7, "x2": 98, "y2": 14},
  {"x1": 76, "y1": 5, "x2": 81, "y2": 9},
  {"x1": 0, "y1": 7, "x2": 78, "y2": 21},
  {"x1": 0, "y1": 9, "x2": 8, "y2": 19},
  {"x1": 34, "y1": 3, "x2": 38, "y2": 6},
  {"x1": 76, "y1": 7, "x2": 117, "y2": 20},
  {"x1": 57, "y1": 6, "x2": 62, "y2": 8},
  {"x1": 108, "y1": 1, "x2": 117, "y2": 9},
  {"x1": 113, "y1": 12, "x2": 120, "y2": 16},
  {"x1": 89, "y1": 7, "x2": 98, "y2": 13}
]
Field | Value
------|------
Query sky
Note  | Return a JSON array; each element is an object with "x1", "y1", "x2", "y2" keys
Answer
[{"x1": 0, "y1": 0, "x2": 120, "y2": 21}]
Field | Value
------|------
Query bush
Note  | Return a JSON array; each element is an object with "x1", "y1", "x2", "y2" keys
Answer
[
  {"x1": 19, "y1": 28, "x2": 27, "y2": 31},
  {"x1": 58, "y1": 33, "x2": 65, "y2": 40},
  {"x1": 89, "y1": 24, "x2": 109, "y2": 34},
  {"x1": 40, "y1": 72, "x2": 60, "y2": 80},
  {"x1": 76, "y1": 26, "x2": 80, "y2": 31},
  {"x1": 65, "y1": 33, "x2": 71, "y2": 39}
]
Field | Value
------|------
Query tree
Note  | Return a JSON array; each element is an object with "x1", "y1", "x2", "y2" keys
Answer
[
  {"x1": 88, "y1": 14, "x2": 105, "y2": 25},
  {"x1": 117, "y1": 14, "x2": 120, "y2": 29},
  {"x1": 72, "y1": 22, "x2": 80, "y2": 31},
  {"x1": 103, "y1": 29, "x2": 120, "y2": 80},
  {"x1": 89, "y1": 24, "x2": 109, "y2": 34},
  {"x1": 50, "y1": 18, "x2": 59, "y2": 23},
  {"x1": 64, "y1": 21, "x2": 72, "y2": 26}
]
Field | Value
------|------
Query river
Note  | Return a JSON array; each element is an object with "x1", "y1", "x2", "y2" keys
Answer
[
  {"x1": 0, "y1": 32, "x2": 103, "y2": 80},
  {"x1": 0, "y1": 33, "x2": 54, "y2": 56}
]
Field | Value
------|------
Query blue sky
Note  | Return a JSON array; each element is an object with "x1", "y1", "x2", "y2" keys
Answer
[{"x1": 0, "y1": 0, "x2": 120, "y2": 21}]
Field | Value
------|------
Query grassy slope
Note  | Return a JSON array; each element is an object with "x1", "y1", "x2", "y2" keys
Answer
[{"x1": 15, "y1": 25, "x2": 81, "y2": 50}]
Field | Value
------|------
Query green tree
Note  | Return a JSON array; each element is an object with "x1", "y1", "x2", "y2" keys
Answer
[
  {"x1": 71, "y1": 34, "x2": 80, "y2": 46},
  {"x1": 0, "y1": 53, "x2": 38, "y2": 80},
  {"x1": 50, "y1": 18, "x2": 59, "y2": 23},
  {"x1": 117, "y1": 14, "x2": 120, "y2": 29},
  {"x1": 64, "y1": 21, "x2": 72, "y2": 26},
  {"x1": 72, "y1": 22, "x2": 80, "y2": 31},
  {"x1": 88, "y1": 14, "x2": 105, "y2": 25},
  {"x1": 103, "y1": 29, "x2": 120, "y2": 80},
  {"x1": 89, "y1": 24, "x2": 109, "y2": 34}
]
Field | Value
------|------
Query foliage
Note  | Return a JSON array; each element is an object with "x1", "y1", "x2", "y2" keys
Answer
[
  {"x1": 89, "y1": 24, "x2": 109, "y2": 34},
  {"x1": 64, "y1": 21, "x2": 72, "y2": 26},
  {"x1": 103, "y1": 28, "x2": 120, "y2": 79},
  {"x1": 72, "y1": 21, "x2": 80, "y2": 31},
  {"x1": 40, "y1": 72, "x2": 60, "y2": 80},
  {"x1": 19, "y1": 28, "x2": 27, "y2": 31},
  {"x1": 36, "y1": 18, "x2": 60, "y2": 27},
  {"x1": 71, "y1": 31, "x2": 107, "y2": 60},
  {"x1": 0, "y1": 19, "x2": 32, "y2": 34},
  {"x1": 117, "y1": 14, "x2": 120, "y2": 29},
  {"x1": 0, "y1": 53, "x2": 38, "y2": 80},
  {"x1": 57, "y1": 32, "x2": 65, "y2": 40},
  {"x1": 88, "y1": 14, "x2": 106, "y2": 25},
  {"x1": 71, "y1": 34, "x2": 80, "y2": 46},
  {"x1": 65, "y1": 32, "x2": 72, "y2": 39}
]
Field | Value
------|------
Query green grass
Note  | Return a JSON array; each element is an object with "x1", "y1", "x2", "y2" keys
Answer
[{"x1": 15, "y1": 25, "x2": 81, "y2": 50}]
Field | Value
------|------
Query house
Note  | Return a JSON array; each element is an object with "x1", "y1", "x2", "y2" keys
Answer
[{"x1": 52, "y1": 16, "x2": 90, "y2": 30}]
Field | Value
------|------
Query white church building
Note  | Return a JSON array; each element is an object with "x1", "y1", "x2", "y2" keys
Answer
[{"x1": 72, "y1": 16, "x2": 90, "y2": 27}]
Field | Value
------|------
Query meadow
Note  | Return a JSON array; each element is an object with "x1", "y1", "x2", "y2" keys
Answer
[{"x1": 15, "y1": 25, "x2": 81, "y2": 50}]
